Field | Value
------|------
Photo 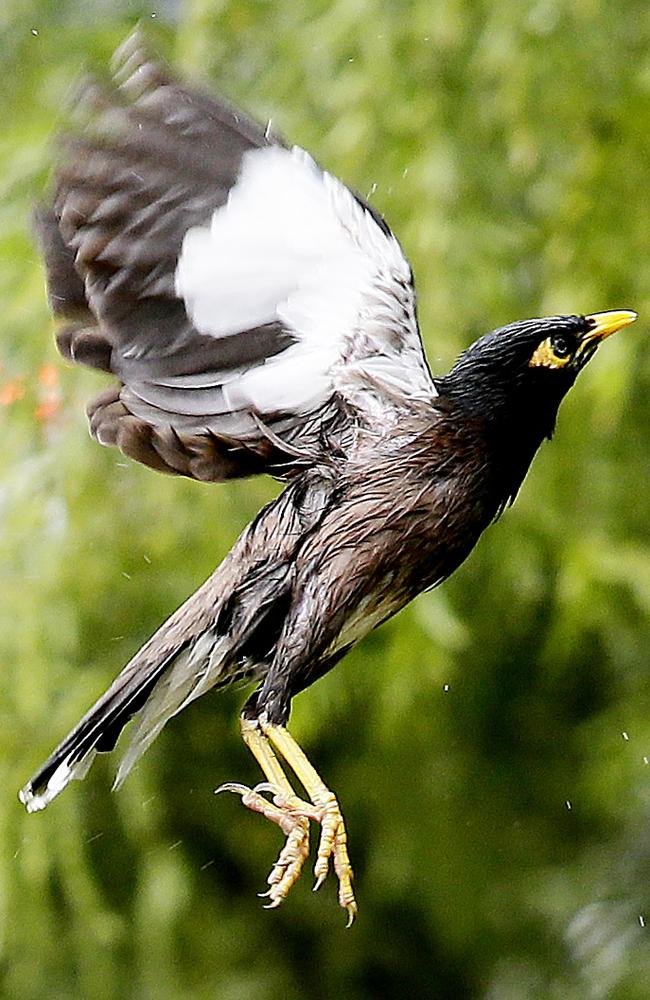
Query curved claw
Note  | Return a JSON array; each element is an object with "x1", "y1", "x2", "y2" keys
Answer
[
  {"x1": 252, "y1": 781, "x2": 279, "y2": 796},
  {"x1": 215, "y1": 782, "x2": 251, "y2": 796}
]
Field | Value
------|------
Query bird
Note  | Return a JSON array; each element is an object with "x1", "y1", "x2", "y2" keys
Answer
[{"x1": 19, "y1": 29, "x2": 636, "y2": 926}]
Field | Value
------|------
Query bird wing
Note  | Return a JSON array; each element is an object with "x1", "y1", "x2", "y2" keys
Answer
[{"x1": 39, "y1": 31, "x2": 436, "y2": 481}]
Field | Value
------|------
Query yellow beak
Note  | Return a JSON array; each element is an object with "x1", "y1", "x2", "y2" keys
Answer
[{"x1": 584, "y1": 309, "x2": 638, "y2": 342}]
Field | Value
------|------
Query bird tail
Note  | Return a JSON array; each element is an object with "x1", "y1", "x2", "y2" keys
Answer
[
  {"x1": 18, "y1": 648, "x2": 180, "y2": 813},
  {"x1": 19, "y1": 552, "x2": 288, "y2": 813},
  {"x1": 19, "y1": 474, "x2": 303, "y2": 814}
]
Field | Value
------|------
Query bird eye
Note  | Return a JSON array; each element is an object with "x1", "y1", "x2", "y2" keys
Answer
[
  {"x1": 529, "y1": 334, "x2": 575, "y2": 369},
  {"x1": 550, "y1": 334, "x2": 573, "y2": 360}
]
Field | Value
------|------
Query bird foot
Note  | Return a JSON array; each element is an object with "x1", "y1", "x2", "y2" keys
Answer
[
  {"x1": 217, "y1": 778, "x2": 357, "y2": 924},
  {"x1": 217, "y1": 781, "x2": 312, "y2": 906},
  {"x1": 304, "y1": 788, "x2": 356, "y2": 924}
]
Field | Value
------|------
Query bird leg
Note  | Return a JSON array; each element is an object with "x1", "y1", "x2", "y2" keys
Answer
[
  {"x1": 217, "y1": 716, "x2": 357, "y2": 925},
  {"x1": 261, "y1": 720, "x2": 356, "y2": 920},
  {"x1": 218, "y1": 719, "x2": 313, "y2": 905}
]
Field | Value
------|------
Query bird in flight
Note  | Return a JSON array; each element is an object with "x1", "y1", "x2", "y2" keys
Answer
[{"x1": 19, "y1": 29, "x2": 636, "y2": 925}]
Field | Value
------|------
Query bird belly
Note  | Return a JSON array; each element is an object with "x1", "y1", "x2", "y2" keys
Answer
[{"x1": 325, "y1": 587, "x2": 403, "y2": 656}]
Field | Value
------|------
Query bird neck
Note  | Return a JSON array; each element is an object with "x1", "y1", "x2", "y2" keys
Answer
[{"x1": 434, "y1": 375, "x2": 558, "y2": 514}]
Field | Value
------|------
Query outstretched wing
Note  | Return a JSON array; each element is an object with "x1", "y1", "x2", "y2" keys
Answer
[{"x1": 39, "y1": 30, "x2": 436, "y2": 482}]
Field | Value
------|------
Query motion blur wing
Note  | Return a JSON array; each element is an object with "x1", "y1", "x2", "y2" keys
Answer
[{"x1": 39, "y1": 30, "x2": 436, "y2": 481}]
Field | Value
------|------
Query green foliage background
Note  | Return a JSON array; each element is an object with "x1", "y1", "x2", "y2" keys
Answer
[{"x1": 2, "y1": 1, "x2": 650, "y2": 997}]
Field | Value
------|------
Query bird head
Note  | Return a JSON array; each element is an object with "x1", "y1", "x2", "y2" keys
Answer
[
  {"x1": 436, "y1": 309, "x2": 637, "y2": 506},
  {"x1": 439, "y1": 309, "x2": 636, "y2": 432}
]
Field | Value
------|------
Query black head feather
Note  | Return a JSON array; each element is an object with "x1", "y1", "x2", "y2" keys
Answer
[
  {"x1": 436, "y1": 314, "x2": 601, "y2": 509},
  {"x1": 439, "y1": 314, "x2": 594, "y2": 425}
]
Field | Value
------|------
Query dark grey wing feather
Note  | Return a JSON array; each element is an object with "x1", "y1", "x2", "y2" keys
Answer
[
  {"x1": 39, "y1": 31, "x2": 296, "y2": 480},
  {"x1": 40, "y1": 29, "x2": 435, "y2": 483}
]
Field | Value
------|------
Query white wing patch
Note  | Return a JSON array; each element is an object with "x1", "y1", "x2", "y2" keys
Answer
[{"x1": 175, "y1": 146, "x2": 436, "y2": 423}]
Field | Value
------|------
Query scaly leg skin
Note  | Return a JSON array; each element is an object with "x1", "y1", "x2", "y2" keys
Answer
[
  {"x1": 262, "y1": 719, "x2": 356, "y2": 925},
  {"x1": 217, "y1": 721, "x2": 313, "y2": 906},
  {"x1": 216, "y1": 716, "x2": 357, "y2": 925}
]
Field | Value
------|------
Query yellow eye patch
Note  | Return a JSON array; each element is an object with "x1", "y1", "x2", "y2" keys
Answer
[{"x1": 529, "y1": 337, "x2": 573, "y2": 369}]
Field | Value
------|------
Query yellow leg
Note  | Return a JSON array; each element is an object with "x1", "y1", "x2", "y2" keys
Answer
[
  {"x1": 217, "y1": 716, "x2": 357, "y2": 925},
  {"x1": 261, "y1": 720, "x2": 357, "y2": 925},
  {"x1": 218, "y1": 719, "x2": 312, "y2": 907}
]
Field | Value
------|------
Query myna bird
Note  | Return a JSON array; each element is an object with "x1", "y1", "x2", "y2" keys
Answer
[{"x1": 19, "y1": 30, "x2": 636, "y2": 924}]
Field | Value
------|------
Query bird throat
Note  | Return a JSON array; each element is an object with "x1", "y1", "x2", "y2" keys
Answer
[{"x1": 434, "y1": 377, "x2": 560, "y2": 516}]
